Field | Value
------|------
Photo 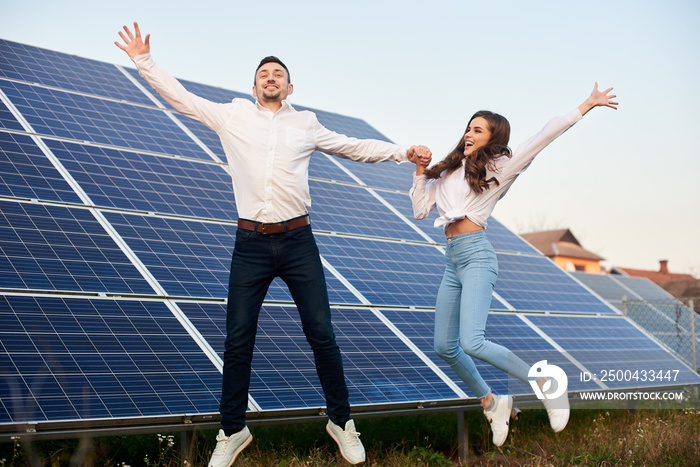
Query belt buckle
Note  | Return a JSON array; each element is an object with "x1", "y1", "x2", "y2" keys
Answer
[{"x1": 260, "y1": 223, "x2": 269, "y2": 234}]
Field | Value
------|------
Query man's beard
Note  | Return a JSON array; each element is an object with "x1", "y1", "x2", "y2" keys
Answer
[{"x1": 261, "y1": 87, "x2": 282, "y2": 101}]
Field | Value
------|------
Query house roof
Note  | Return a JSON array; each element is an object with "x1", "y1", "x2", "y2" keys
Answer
[
  {"x1": 659, "y1": 279, "x2": 700, "y2": 299},
  {"x1": 521, "y1": 229, "x2": 604, "y2": 261},
  {"x1": 613, "y1": 267, "x2": 694, "y2": 284}
]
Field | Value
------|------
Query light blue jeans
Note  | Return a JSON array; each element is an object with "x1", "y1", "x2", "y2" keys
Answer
[{"x1": 433, "y1": 230, "x2": 530, "y2": 399}]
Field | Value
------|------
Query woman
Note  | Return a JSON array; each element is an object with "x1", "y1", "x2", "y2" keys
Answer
[{"x1": 409, "y1": 84, "x2": 617, "y2": 446}]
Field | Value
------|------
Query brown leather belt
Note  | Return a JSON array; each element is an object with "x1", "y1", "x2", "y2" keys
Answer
[{"x1": 237, "y1": 215, "x2": 310, "y2": 235}]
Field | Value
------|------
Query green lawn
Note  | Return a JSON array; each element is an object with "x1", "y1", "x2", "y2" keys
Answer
[{"x1": 2, "y1": 404, "x2": 699, "y2": 466}]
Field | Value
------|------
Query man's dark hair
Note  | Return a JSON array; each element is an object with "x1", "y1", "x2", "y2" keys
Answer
[{"x1": 255, "y1": 56, "x2": 290, "y2": 83}]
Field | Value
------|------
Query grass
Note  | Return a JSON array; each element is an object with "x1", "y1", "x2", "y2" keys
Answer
[{"x1": 1, "y1": 404, "x2": 699, "y2": 466}]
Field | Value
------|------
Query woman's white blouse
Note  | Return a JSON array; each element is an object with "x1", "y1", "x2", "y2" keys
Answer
[{"x1": 410, "y1": 108, "x2": 583, "y2": 230}]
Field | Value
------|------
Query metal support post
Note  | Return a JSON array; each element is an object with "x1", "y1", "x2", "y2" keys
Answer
[
  {"x1": 689, "y1": 300, "x2": 696, "y2": 372},
  {"x1": 181, "y1": 430, "x2": 193, "y2": 466},
  {"x1": 457, "y1": 410, "x2": 469, "y2": 466},
  {"x1": 622, "y1": 295, "x2": 627, "y2": 316}
]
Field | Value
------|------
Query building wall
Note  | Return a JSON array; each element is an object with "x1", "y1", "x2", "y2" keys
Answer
[{"x1": 552, "y1": 256, "x2": 602, "y2": 274}]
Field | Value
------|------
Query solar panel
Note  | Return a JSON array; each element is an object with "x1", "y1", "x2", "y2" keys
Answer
[
  {"x1": 0, "y1": 295, "x2": 221, "y2": 424},
  {"x1": 570, "y1": 271, "x2": 628, "y2": 310},
  {"x1": 308, "y1": 179, "x2": 427, "y2": 241},
  {"x1": 0, "y1": 200, "x2": 153, "y2": 294},
  {"x1": 315, "y1": 235, "x2": 445, "y2": 308},
  {"x1": 44, "y1": 138, "x2": 236, "y2": 219},
  {"x1": 380, "y1": 310, "x2": 603, "y2": 398},
  {"x1": 494, "y1": 254, "x2": 616, "y2": 313},
  {"x1": 569, "y1": 272, "x2": 699, "y2": 368},
  {"x1": 1, "y1": 40, "x2": 697, "y2": 437},
  {"x1": 0, "y1": 132, "x2": 83, "y2": 203},
  {"x1": 0, "y1": 40, "x2": 155, "y2": 106},
  {"x1": 612, "y1": 275, "x2": 678, "y2": 300},
  {"x1": 0, "y1": 80, "x2": 214, "y2": 161},
  {"x1": 526, "y1": 314, "x2": 700, "y2": 388},
  {"x1": 179, "y1": 303, "x2": 459, "y2": 410}
]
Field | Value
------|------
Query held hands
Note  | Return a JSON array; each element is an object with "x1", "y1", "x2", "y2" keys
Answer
[
  {"x1": 115, "y1": 22, "x2": 150, "y2": 59},
  {"x1": 407, "y1": 145, "x2": 432, "y2": 175},
  {"x1": 578, "y1": 82, "x2": 618, "y2": 116}
]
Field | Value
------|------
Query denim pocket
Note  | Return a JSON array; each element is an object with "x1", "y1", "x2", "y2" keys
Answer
[
  {"x1": 235, "y1": 228, "x2": 255, "y2": 243},
  {"x1": 287, "y1": 224, "x2": 313, "y2": 240}
]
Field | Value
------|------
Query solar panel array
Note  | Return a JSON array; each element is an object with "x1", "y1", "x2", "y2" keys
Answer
[
  {"x1": 1, "y1": 39, "x2": 698, "y2": 434},
  {"x1": 572, "y1": 271, "x2": 699, "y2": 369}
]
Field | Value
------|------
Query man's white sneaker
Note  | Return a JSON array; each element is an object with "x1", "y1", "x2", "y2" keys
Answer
[
  {"x1": 208, "y1": 427, "x2": 253, "y2": 467},
  {"x1": 542, "y1": 391, "x2": 570, "y2": 433},
  {"x1": 483, "y1": 394, "x2": 513, "y2": 447},
  {"x1": 326, "y1": 419, "x2": 366, "y2": 464}
]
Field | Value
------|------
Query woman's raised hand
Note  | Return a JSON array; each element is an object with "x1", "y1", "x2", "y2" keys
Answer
[{"x1": 579, "y1": 82, "x2": 618, "y2": 115}]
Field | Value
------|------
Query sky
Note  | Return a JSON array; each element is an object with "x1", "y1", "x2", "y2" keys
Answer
[{"x1": 1, "y1": 0, "x2": 699, "y2": 276}]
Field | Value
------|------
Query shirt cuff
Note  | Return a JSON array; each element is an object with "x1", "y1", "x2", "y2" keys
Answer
[
  {"x1": 132, "y1": 53, "x2": 153, "y2": 68},
  {"x1": 568, "y1": 107, "x2": 584, "y2": 124},
  {"x1": 396, "y1": 145, "x2": 411, "y2": 163}
]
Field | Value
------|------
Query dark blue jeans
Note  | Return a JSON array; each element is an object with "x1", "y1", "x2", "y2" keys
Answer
[{"x1": 219, "y1": 222, "x2": 350, "y2": 432}]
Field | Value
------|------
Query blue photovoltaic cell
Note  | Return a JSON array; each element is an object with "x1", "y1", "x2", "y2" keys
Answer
[
  {"x1": 0, "y1": 40, "x2": 154, "y2": 106},
  {"x1": 44, "y1": 138, "x2": 237, "y2": 220},
  {"x1": 0, "y1": 80, "x2": 214, "y2": 160},
  {"x1": 0, "y1": 132, "x2": 82, "y2": 203},
  {"x1": 494, "y1": 254, "x2": 616, "y2": 313},
  {"x1": 178, "y1": 302, "x2": 457, "y2": 409},
  {"x1": 381, "y1": 310, "x2": 600, "y2": 398},
  {"x1": 316, "y1": 235, "x2": 445, "y2": 307},
  {"x1": 308, "y1": 180, "x2": 425, "y2": 241},
  {"x1": 102, "y1": 211, "x2": 357, "y2": 303},
  {"x1": 526, "y1": 315, "x2": 700, "y2": 389},
  {"x1": 0, "y1": 201, "x2": 153, "y2": 294},
  {"x1": 0, "y1": 99, "x2": 25, "y2": 131},
  {"x1": 0, "y1": 295, "x2": 221, "y2": 423}
]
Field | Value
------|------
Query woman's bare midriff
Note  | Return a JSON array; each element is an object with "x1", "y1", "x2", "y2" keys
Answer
[{"x1": 445, "y1": 217, "x2": 484, "y2": 237}]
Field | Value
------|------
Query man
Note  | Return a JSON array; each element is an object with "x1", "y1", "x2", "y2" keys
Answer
[{"x1": 116, "y1": 22, "x2": 430, "y2": 467}]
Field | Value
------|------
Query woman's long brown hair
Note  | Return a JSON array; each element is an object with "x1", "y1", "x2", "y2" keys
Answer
[{"x1": 424, "y1": 111, "x2": 512, "y2": 193}]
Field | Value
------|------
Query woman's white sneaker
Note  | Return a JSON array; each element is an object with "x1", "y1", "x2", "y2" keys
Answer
[
  {"x1": 483, "y1": 395, "x2": 513, "y2": 447},
  {"x1": 542, "y1": 391, "x2": 570, "y2": 432}
]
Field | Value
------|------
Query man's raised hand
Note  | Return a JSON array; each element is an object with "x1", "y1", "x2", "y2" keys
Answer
[{"x1": 115, "y1": 22, "x2": 150, "y2": 58}]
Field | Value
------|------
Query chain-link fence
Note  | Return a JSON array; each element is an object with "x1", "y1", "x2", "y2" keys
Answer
[{"x1": 622, "y1": 297, "x2": 698, "y2": 372}]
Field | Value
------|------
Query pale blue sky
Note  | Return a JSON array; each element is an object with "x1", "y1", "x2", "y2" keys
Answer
[{"x1": 1, "y1": 0, "x2": 699, "y2": 275}]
